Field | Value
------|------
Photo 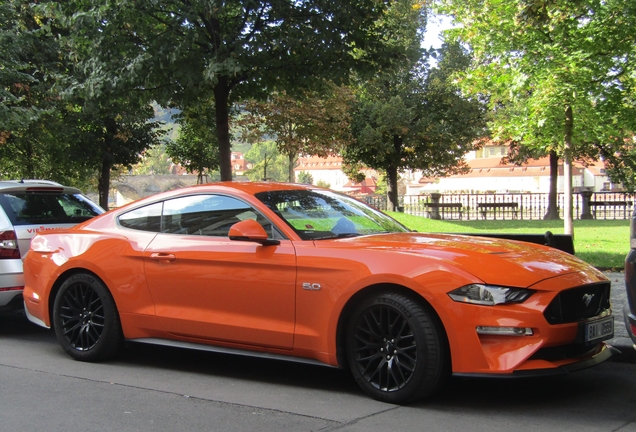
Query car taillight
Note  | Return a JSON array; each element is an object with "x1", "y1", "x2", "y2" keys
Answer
[{"x1": 0, "y1": 230, "x2": 20, "y2": 259}]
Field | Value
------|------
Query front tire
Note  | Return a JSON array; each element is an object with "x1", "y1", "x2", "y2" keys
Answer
[
  {"x1": 53, "y1": 273, "x2": 123, "y2": 361},
  {"x1": 346, "y1": 292, "x2": 449, "y2": 404}
]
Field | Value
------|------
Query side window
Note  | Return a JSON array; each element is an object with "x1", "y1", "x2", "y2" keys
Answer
[
  {"x1": 161, "y1": 195, "x2": 279, "y2": 238},
  {"x1": 118, "y1": 202, "x2": 163, "y2": 232}
]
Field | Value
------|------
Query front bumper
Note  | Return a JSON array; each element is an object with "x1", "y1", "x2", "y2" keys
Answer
[
  {"x1": 623, "y1": 303, "x2": 636, "y2": 346},
  {"x1": 454, "y1": 343, "x2": 616, "y2": 378},
  {"x1": 442, "y1": 271, "x2": 613, "y2": 376}
]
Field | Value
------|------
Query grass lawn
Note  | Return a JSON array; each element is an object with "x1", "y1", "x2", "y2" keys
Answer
[{"x1": 387, "y1": 212, "x2": 630, "y2": 270}]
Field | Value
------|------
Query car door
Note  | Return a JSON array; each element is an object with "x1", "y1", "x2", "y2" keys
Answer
[{"x1": 143, "y1": 194, "x2": 297, "y2": 349}]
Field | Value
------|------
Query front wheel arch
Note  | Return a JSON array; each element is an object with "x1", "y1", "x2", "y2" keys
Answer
[
  {"x1": 336, "y1": 284, "x2": 449, "y2": 368},
  {"x1": 336, "y1": 285, "x2": 451, "y2": 403}
]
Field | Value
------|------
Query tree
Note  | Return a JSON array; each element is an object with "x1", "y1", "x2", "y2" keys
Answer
[
  {"x1": 62, "y1": 0, "x2": 400, "y2": 182},
  {"x1": 1, "y1": 1, "x2": 165, "y2": 202},
  {"x1": 316, "y1": 179, "x2": 331, "y2": 189},
  {"x1": 297, "y1": 171, "x2": 314, "y2": 185},
  {"x1": 133, "y1": 143, "x2": 173, "y2": 175},
  {"x1": 166, "y1": 100, "x2": 219, "y2": 184},
  {"x1": 0, "y1": 1, "x2": 93, "y2": 187},
  {"x1": 438, "y1": 0, "x2": 636, "y2": 233},
  {"x1": 240, "y1": 84, "x2": 354, "y2": 182},
  {"x1": 0, "y1": 0, "x2": 59, "y2": 134},
  {"x1": 244, "y1": 141, "x2": 287, "y2": 182},
  {"x1": 67, "y1": 94, "x2": 165, "y2": 208},
  {"x1": 345, "y1": 42, "x2": 486, "y2": 211}
]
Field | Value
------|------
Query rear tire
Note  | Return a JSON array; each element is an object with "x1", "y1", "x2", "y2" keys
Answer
[
  {"x1": 53, "y1": 273, "x2": 123, "y2": 361},
  {"x1": 346, "y1": 292, "x2": 449, "y2": 404}
]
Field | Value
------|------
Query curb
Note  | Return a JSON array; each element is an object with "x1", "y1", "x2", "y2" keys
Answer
[{"x1": 607, "y1": 337, "x2": 636, "y2": 363}]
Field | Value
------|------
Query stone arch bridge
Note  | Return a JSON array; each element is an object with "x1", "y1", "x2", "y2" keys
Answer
[{"x1": 111, "y1": 175, "x2": 201, "y2": 207}]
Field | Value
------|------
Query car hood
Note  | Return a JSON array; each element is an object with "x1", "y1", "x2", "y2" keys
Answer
[{"x1": 332, "y1": 232, "x2": 604, "y2": 287}]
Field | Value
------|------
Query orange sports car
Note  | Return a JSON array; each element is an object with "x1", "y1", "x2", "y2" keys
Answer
[{"x1": 23, "y1": 182, "x2": 615, "y2": 403}]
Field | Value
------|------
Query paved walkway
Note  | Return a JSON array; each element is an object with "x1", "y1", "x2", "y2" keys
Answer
[{"x1": 605, "y1": 271, "x2": 636, "y2": 362}]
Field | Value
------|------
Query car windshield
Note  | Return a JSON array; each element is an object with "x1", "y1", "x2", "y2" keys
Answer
[{"x1": 255, "y1": 189, "x2": 409, "y2": 240}]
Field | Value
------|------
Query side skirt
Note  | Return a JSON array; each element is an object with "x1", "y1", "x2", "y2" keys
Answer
[{"x1": 129, "y1": 337, "x2": 338, "y2": 369}]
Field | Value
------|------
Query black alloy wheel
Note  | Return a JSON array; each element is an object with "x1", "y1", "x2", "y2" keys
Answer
[
  {"x1": 346, "y1": 292, "x2": 449, "y2": 404},
  {"x1": 53, "y1": 273, "x2": 123, "y2": 361}
]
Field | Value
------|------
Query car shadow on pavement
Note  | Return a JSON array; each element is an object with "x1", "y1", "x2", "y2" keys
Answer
[
  {"x1": 122, "y1": 341, "x2": 362, "y2": 396},
  {"x1": 3, "y1": 308, "x2": 635, "y2": 416}
]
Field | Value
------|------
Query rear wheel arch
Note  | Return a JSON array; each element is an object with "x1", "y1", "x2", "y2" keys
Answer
[
  {"x1": 48, "y1": 269, "x2": 111, "y2": 330},
  {"x1": 51, "y1": 270, "x2": 124, "y2": 361}
]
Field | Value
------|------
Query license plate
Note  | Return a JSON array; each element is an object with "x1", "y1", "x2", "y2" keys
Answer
[{"x1": 585, "y1": 316, "x2": 614, "y2": 343}]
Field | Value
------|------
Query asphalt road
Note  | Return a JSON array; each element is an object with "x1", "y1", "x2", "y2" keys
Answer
[{"x1": 1, "y1": 309, "x2": 635, "y2": 432}]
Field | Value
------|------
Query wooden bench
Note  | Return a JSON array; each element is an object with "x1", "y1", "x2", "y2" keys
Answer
[
  {"x1": 424, "y1": 203, "x2": 463, "y2": 220},
  {"x1": 477, "y1": 202, "x2": 519, "y2": 220},
  {"x1": 589, "y1": 201, "x2": 632, "y2": 219}
]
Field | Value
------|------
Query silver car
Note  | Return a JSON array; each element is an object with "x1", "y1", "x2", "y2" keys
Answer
[
  {"x1": 625, "y1": 204, "x2": 636, "y2": 348},
  {"x1": 0, "y1": 180, "x2": 104, "y2": 312}
]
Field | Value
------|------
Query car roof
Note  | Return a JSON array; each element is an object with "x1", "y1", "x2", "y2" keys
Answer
[
  {"x1": 155, "y1": 181, "x2": 317, "y2": 198},
  {"x1": 109, "y1": 181, "x2": 322, "y2": 213},
  {"x1": 0, "y1": 179, "x2": 84, "y2": 194},
  {"x1": 210, "y1": 181, "x2": 317, "y2": 194}
]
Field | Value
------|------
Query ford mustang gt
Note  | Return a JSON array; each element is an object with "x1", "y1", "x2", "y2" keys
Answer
[{"x1": 23, "y1": 182, "x2": 615, "y2": 403}]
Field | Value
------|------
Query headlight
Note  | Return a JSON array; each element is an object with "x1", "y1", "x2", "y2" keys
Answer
[{"x1": 448, "y1": 284, "x2": 534, "y2": 306}]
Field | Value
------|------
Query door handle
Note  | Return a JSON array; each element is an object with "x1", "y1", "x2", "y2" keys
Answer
[{"x1": 149, "y1": 252, "x2": 176, "y2": 262}]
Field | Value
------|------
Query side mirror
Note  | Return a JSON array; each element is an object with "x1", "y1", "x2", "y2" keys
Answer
[{"x1": 229, "y1": 219, "x2": 280, "y2": 246}]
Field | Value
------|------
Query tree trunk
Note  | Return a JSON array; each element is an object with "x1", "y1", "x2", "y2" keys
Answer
[
  {"x1": 288, "y1": 151, "x2": 297, "y2": 183},
  {"x1": 214, "y1": 79, "x2": 232, "y2": 181},
  {"x1": 98, "y1": 158, "x2": 111, "y2": 210},
  {"x1": 386, "y1": 164, "x2": 399, "y2": 212},
  {"x1": 543, "y1": 150, "x2": 560, "y2": 220},
  {"x1": 263, "y1": 156, "x2": 269, "y2": 180},
  {"x1": 563, "y1": 104, "x2": 574, "y2": 236}
]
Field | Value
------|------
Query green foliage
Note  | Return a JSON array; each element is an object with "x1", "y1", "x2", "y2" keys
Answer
[
  {"x1": 0, "y1": 0, "x2": 92, "y2": 187},
  {"x1": 297, "y1": 171, "x2": 314, "y2": 185},
  {"x1": 316, "y1": 180, "x2": 331, "y2": 189},
  {"x1": 0, "y1": 0, "x2": 165, "y2": 205},
  {"x1": 62, "y1": 0, "x2": 399, "y2": 181},
  {"x1": 166, "y1": 100, "x2": 219, "y2": 183},
  {"x1": 0, "y1": 0, "x2": 60, "y2": 133},
  {"x1": 239, "y1": 84, "x2": 355, "y2": 182},
  {"x1": 133, "y1": 143, "x2": 173, "y2": 175},
  {"x1": 345, "y1": 39, "x2": 486, "y2": 211},
  {"x1": 373, "y1": 175, "x2": 388, "y2": 196},
  {"x1": 244, "y1": 141, "x2": 287, "y2": 181},
  {"x1": 438, "y1": 0, "x2": 636, "y2": 190}
]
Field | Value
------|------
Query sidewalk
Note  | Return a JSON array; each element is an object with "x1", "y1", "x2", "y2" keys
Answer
[{"x1": 604, "y1": 272, "x2": 636, "y2": 363}]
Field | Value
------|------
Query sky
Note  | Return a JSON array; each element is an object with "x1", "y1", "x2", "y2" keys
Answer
[{"x1": 422, "y1": 14, "x2": 455, "y2": 49}]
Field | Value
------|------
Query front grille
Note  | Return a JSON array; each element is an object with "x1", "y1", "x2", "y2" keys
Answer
[{"x1": 544, "y1": 282, "x2": 611, "y2": 324}]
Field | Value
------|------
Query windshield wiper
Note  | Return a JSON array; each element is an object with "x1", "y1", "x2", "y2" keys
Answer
[{"x1": 313, "y1": 233, "x2": 361, "y2": 240}]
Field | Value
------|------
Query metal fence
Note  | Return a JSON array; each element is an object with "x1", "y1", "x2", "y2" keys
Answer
[{"x1": 361, "y1": 192, "x2": 634, "y2": 221}]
